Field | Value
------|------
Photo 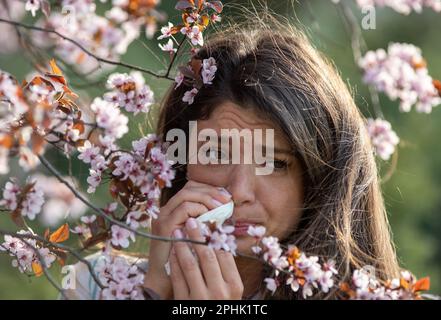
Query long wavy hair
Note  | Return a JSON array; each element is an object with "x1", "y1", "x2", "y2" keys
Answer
[{"x1": 154, "y1": 7, "x2": 400, "y2": 299}]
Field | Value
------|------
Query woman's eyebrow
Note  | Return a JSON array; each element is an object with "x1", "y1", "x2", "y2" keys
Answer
[
  {"x1": 272, "y1": 147, "x2": 294, "y2": 155},
  {"x1": 196, "y1": 138, "x2": 293, "y2": 155}
]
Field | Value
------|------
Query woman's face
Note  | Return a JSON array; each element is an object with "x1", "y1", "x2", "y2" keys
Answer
[{"x1": 187, "y1": 102, "x2": 304, "y2": 254}]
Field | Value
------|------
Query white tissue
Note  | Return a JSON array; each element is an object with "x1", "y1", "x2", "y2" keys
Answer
[{"x1": 196, "y1": 201, "x2": 234, "y2": 226}]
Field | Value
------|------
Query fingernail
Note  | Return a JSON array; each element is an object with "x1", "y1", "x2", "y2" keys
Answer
[
  {"x1": 186, "y1": 217, "x2": 198, "y2": 229},
  {"x1": 173, "y1": 228, "x2": 183, "y2": 238},
  {"x1": 164, "y1": 261, "x2": 171, "y2": 276},
  {"x1": 218, "y1": 187, "x2": 232, "y2": 198},
  {"x1": 212, "y1": 198, "x2": 224, "y2": 207}
]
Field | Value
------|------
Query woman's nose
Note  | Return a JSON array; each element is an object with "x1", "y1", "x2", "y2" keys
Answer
[{"x1": 226, "y1": 164, "x2": 256, "y2": 206}]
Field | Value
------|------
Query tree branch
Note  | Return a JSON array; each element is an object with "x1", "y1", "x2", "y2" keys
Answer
[
  {"x1": 0, "y1": 228, "x2": 106, "y2": 289},
  {"x1": 0, "y1": 18, "x2": 175, "y2": 81},
  {"x1": 37, "y1": 155, "x2": 207, "y2": 246},
  {"x1": 336, "y1": 1, "x2": 384, "y2": 119}
]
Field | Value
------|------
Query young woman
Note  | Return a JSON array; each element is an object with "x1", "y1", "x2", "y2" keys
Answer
[{"x1": 64, "y1": 12, "x2": 400, "y2": 300}]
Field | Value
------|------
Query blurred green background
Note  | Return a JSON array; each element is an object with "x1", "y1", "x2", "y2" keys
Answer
[{"x1": 1, "y1": 0, "x2": 440, "y2": 298}]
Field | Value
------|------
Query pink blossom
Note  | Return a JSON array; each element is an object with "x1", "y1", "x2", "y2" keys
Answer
[
  {"x1": 80, "y1": 215, "x2": 96, "y2": 224},
  {"x1": 174, "y1": 71, "x2": 184, "y2": 89},
  {"x1": 359, "y1": 43, "x2": 441, "y2": 113},
  {"x1": 104, "y1": 72, "x2": 154, "y2": 115},
  {"x1": 182, "y1": 88, "x2": 198, "y2": 105},
  {"x1": 366, "y1": 118, "x2": 399, "y2": 160},
  {"x1": 201, "y1": 57, "x2": 217, "y2": 85},
  {"x1": 264, "y1": 277, "x2": 278, "y2": 294},
  {"x1": 157, "y1": 22, "x2": 174, "y2": 40},
  {"x1": 94, "y1": 253, "x2": 145, "y2": 300},
  {"x1": 78, "y1": 141, "x2": 100, "y2": 164},
  {"x1": 25, "y1": 0, "x2": 41, "y2": 17},
  {"x1": 159, "y1": 39, "x2": 177, "y2": 54},
  {"x1": 247, "y1": 225, "x2": 266, "y2": 238},
  {"x1": 111, "y1": 225, "x2": 135, "y2": 248}
]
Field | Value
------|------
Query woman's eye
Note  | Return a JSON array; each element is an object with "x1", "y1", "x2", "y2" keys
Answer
[
  {"x1": 273, "y1": 160, "x2": 288, "y2": 170},
  {"x1": 263, "y1": 159, "x2": 289, "y2": 171}
]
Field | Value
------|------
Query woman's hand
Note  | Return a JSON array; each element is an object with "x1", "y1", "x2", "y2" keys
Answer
[
  {"x1": 143, "y1": 180, "x2": 232, "y2": 299},
  {"x1": 169, "y1": 218, "x2": 244, "y2": 300}
]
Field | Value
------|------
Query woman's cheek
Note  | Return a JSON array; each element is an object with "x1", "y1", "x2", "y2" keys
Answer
[{"x1": 187, "y1": 164, "x2": 231, "y2": 185}]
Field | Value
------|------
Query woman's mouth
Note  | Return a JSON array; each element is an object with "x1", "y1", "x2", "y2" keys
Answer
[{"x1": 232, "y1": 221, "x2": 258, "y2": 237}]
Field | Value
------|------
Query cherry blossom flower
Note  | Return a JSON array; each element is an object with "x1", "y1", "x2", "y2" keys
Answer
[
  {"x1": 264, "y1": 277, "x2": 278, "y2": 294},
  {"x1": 366, "y1": 118, "x2": 400, "y2": 160},
  {"x1": 0, "y1": 179, "x2": 44, "y2": 220},
  {"x1": 174, "y1": 71, "x2": 184, "y2": 89},
  {"x1": 0, "y1": 181, "x2": 21, "y2": 211},
  {"x1": 87, "y1": 169, "x2": 102, "y2": 193},
  {"x1": 31, "y1": 1, "x2": 141, "y2": 75},
  {"x1": 200, "y1": 223, "x2": 237, "y2": 255},
  {"x1": 81, "y1": 215, "x2": 97, "y2": 224},
  {"x1": 1, "y1": 231, "x2": 56, "y2": 274},
  {"x1": 90, "y1": 97, "x2": 129, "y2": 139},
  {"x1": 20, "y1": 184, "x2": 45, "y2": 220},
  {"x1": 247, "y1": 225, "x2": 266, "y2": 238},
  {"x1": 111, "y1": 225, "x2": 135, "y2": 249},
  {"x1": 104, "y1": 72, "x2": 154, "y2": 115},
  {"x1": 182, "y1": 88, "x2": 198, "y2": 105},
  {"x1": 341, "y1": 268, "x2": 431, "y2": 299},
  {"x1": 94, "y1": 253, "x2": 145, "y2": 300},
  {"x1": 201, "y1": 57, "x2": 217, "y2": 85},
  {"x1": 126, "y1": 211, "x2": 150, "y2": 230},
  {"x1": 157, "y1": 22, "x2": 174, "y2": 40},
  {"x1": 159, "y1": 39, "x2": 177, "y2": 54},
  {"x1": 359, "y1": 43, "x2": 441, "y2": 113},
  {"x1": 25, "y1": 0, "x2": 41, "y2": 17},
  {"x1": 78, "y1": 141, "x2": 101, "y2": 164},
  {"x1": 182, "y1": 25, "x2": 204, "y2": 46}
]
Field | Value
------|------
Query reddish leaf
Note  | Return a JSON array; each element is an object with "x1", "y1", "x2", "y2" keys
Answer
[
  {"x1": 175, "y1": 0, "x2": 194, "y2": 10},
  {"x1": 31, "y1": 132, "x2": 45, "y2": 155},
  {"x1": 10, "y1": 209, "x2": 26, "y2": 228},
  {"x1": 73, "y1": 121, "x2": 85, "y2": 135},
  {"x1": 32, "y1": 262, "x2": 43, "y2": 277},
  {"x1": 49, "y1": 223, "x2": 70, "y2": 243},
  {"x1": 56, "y1": 250, "x2": 67, "y2": 266},
  {"x1": 43, "y1": 228, "x2": 50, "y2": 240},
  {"x1": 207, "y1": 1, "x2": 223, "y2": 13},
  {"x1": 49, "y1": 59, "x2": 63, "y2": 76},
  {"x1": 413, "y1": 277, "x2": 430, "y2": 292},
  {"x1": 433, "y1": 79, "x2": 441, "y2": 96},
  {"x1": 0, "y1": 134, "x2": 13, "y2": 149}
]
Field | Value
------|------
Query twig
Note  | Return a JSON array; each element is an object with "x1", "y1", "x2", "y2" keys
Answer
[
  {"x1": 0, "y1": 18, "x2": 175, "y2": 81},
  {"x1": 336, "y1": 1, "x2": 384, "y2": 119},
  {"x1": 37, "y1": 155, "x2": 207, "y2": 246},
  {"x1": 0, "y1": 228, "x2": 106, "y2": 289},
  {"x1": 165, "y1": 36, "x2": 187, "y2": 79}
]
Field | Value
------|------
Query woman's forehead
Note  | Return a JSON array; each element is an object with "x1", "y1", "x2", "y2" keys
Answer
[{"x1": 197, "y1": 102, "x2": 290, "y2": 149}]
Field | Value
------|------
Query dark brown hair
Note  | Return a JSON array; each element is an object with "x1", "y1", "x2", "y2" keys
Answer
[{"x1": 155, "y1": 7, "x2": 400, "y2": 299}]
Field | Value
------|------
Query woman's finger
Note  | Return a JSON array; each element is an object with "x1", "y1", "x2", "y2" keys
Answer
[
  {"x1": 169, "y1": 247, "x2": 189, "y2": 299},
  {"x1": 165, "y1": 201, "x2": 209, "y2": 229},
  {"x1": 215, "y1": 250, "x2": 243, "y2": 287},
  {"x1": 184, "y1": 218, "x2": 225, "y2": 290},
  {"x1": 172, "y1": 229, "x2": 207, "y2": 297},
  {"x1": 162, "y1": 183, "x2": 231, "y2": 215}
]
